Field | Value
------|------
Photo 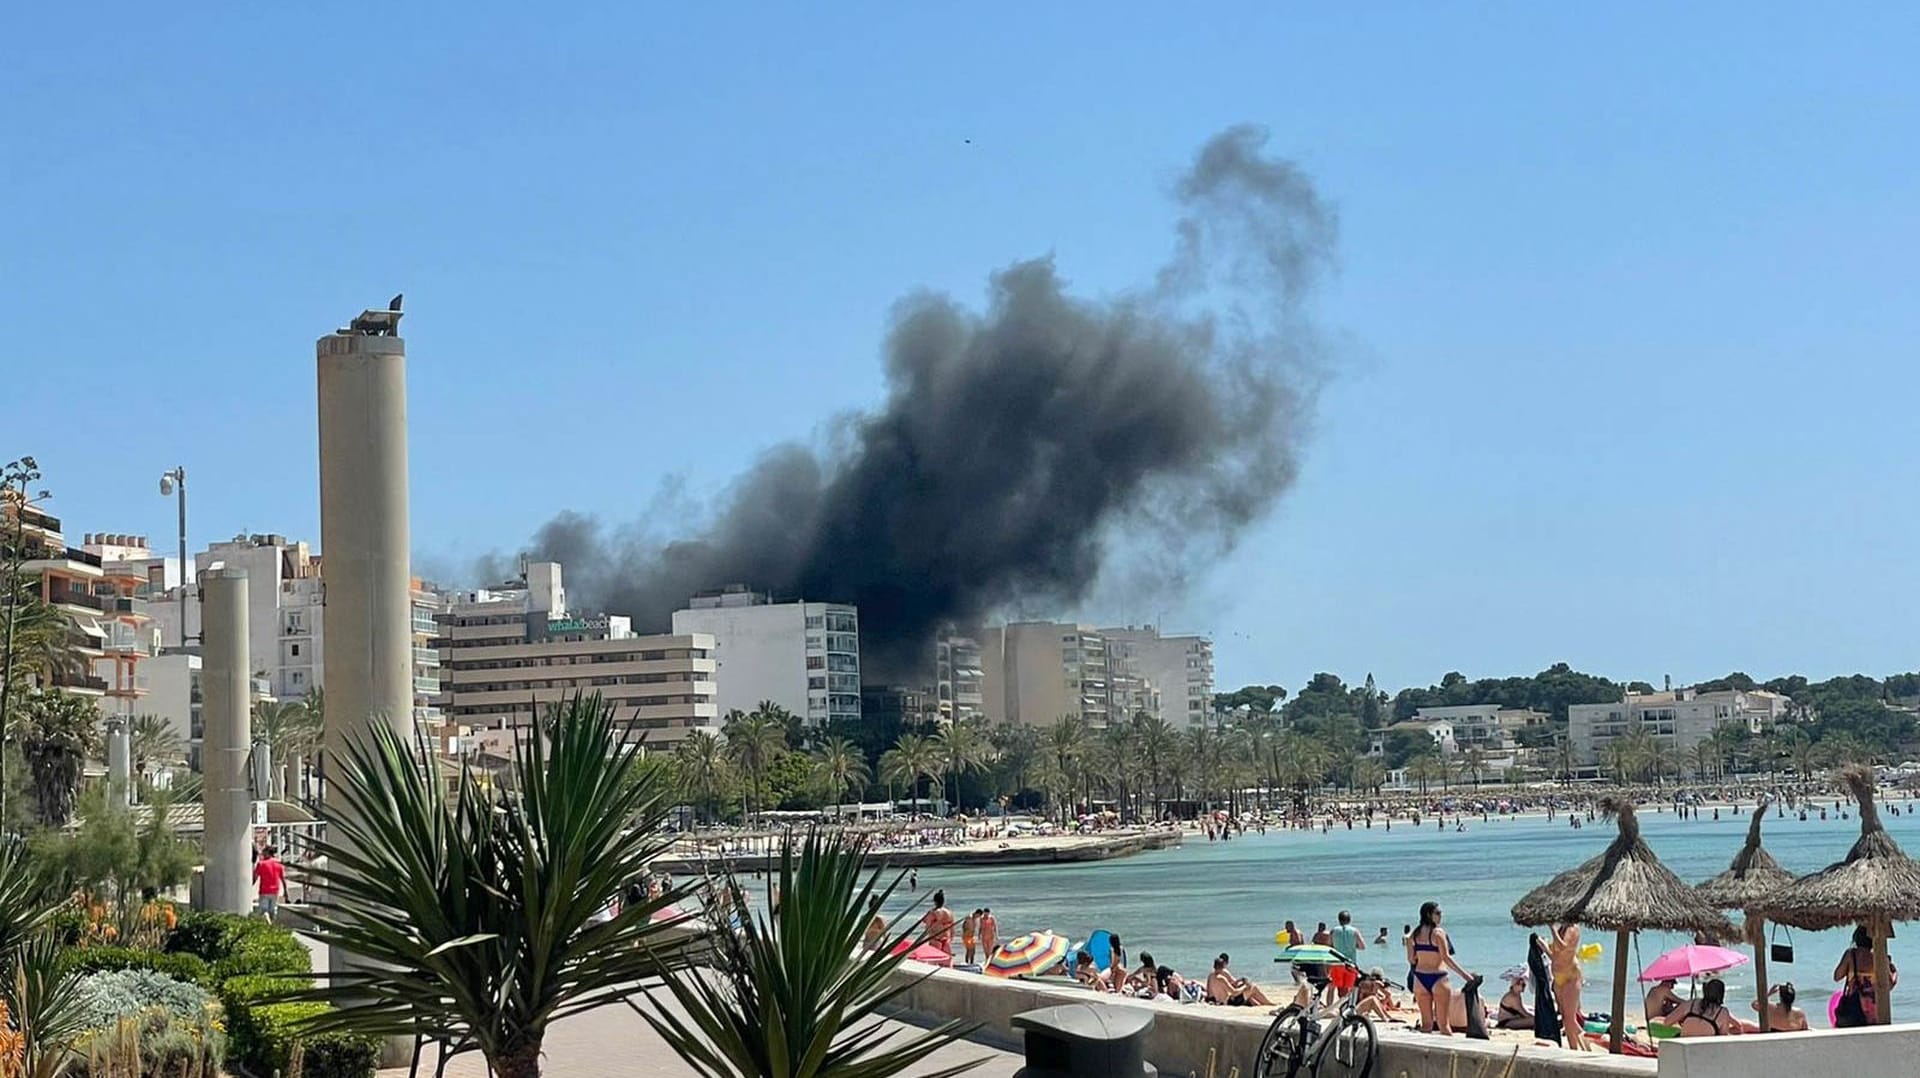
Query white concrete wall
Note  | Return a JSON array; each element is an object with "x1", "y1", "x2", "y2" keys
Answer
[
  {"x1": 884, "y1": 965, "x2": 1653, "y2": 1078},
  {"x1": 672, "y1": 602, "x2": 809, "y2": 719},
  {"x1": 1656, "y1": 1023, "x2": 1920, "y2": 1078}
]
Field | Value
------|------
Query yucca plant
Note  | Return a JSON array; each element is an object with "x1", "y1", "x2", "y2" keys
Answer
[
  {"x1": 639, "y1": 830, "x2": 982, "y2": 1078},
  {"x1": 7, "y1": 933, "x2": 89, "y2": 1078},
  {"x1": 293, "y1": 693, "x2": 693, "y2": 1078}
]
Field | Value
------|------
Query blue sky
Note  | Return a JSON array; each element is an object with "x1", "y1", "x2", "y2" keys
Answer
[{"x1": 6, "y1": 5, "x2": 1917, "y2": 693}]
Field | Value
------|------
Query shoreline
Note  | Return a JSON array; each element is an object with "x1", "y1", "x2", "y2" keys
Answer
[{"x1": 653, "y1": 827, "x2": 1182, "y2": 873}]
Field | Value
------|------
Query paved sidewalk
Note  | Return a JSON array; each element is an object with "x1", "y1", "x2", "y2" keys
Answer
[{"x1": 378, "y1": 993, "x2": 1021, "y2": 1078}]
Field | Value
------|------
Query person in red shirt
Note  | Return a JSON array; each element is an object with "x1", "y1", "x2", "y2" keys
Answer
[{"x1": 252, "y1": 845, "x2": 285, "y2": 921}]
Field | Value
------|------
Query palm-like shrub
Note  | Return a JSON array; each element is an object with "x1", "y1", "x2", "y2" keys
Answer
[
  {"x1": 640, "y1": 830, "x2": 981, "y2": 1078},
  {"x1": 295, "y1": 693, "x2": 690, "y2": 1078}
]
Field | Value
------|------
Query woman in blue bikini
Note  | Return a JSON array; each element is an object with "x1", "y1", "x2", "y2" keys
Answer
[{"x1": 1405, "y1": 901, "x2": 1475, "y2": 1034}]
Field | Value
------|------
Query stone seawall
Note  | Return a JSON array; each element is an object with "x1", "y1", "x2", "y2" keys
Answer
[
  {"x1": 655, "y1": 828, "x2": 1181, "y2": 874},
  {"x1": 881, "y1": 964, "x2": 1656, "y2": 1078}
]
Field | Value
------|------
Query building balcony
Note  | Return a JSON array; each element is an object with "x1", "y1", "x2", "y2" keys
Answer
[
  {"x1": 51, "y1": 672, "x2": 109, "y2": 694},
  {"x1": 47, "y1": 586, "x2": 105, "y2": 612},
  {"x1": 26, "y1": 546, "x2": 104, "y2": 572}
]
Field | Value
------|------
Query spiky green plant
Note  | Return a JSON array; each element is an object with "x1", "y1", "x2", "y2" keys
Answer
[
  {"x1": 639, "y1": 830, "x2": 982, "y2": 1078},
  {"x1": 292, "y1": 693, "x2": 692, "y2": 1078},
  {"x1": 9, "y1": 932, "x2": 90, "y2": 1078}
]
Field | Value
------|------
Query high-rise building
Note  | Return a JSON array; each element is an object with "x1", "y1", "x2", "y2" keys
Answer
[
  {"x1": 434, "y1": 562, "x2": 718, "y2": 743},
  {"x1": 670, "y1": 586, "x2": 861, "y2": 726},
  {"x1": 1100, "y1": 626, "x2": 1215, "y2": 727},
  {"x1": 860, "y1": 684, "x2": 936, "y2": 731},
  {"x1": 977, "y1": 622, "x2": 1115, "y2": 728},
  {"x1": 933, "y1": 632, "x2": 985, "y2": 724}
]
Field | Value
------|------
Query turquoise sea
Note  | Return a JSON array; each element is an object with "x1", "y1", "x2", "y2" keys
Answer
[{"x1": 893, "y1": 803, "x2": 1920, "y2": 1028}]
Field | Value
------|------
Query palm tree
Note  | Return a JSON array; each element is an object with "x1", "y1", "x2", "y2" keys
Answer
[
  {"x1": 674, "y1": 729, "x2": 728, "y2": 822},
  {"x1": 14, "y1": 689, "x2": 101, "y2": 827},
  {"x1": 723, "y1": 708, "x2": 788, "y2": 820},
  {"x1": 296, "y1": 693, "x2": 690, "y2": 1078},
  {"x1": 878, "y1": 733, "x2": 942, "y2": 811},
  {"x1": 1043, "y1": 716, "x2": 1087, "y2": 819},
  {"x1": 2, "y1": 576, "x2": 87, "y2": 688},
  {"x1": 252, "y1": 698, "x2": 320, "y2": 799},
  {"x1": 931, "y1": 722, "x2": 990, "y2": 814},
  {"x1": 1131, "y1": 714, "x2": 1176, "y2": 814},
  {"x1": 127, "y1": 713, "x2": 183, "y2": 794},
  {"x1": 812, "y1": 736, "x2": 870, "y2": 806},
  {"x1": 1459, "y1": 746, "x2": 1488, "y2": 789},
  {"x1": 639, "y1": 831, "x2": 975, "y2": 1078},
  {"x1": 1406, "y1": 753, "x2": 1443, "y2": 795},
  {"x1": 1351, "y1": 757, "x2": 1387, "y2": 796}
]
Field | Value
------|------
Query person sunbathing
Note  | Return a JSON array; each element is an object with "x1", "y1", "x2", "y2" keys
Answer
[{"x1": 1206, "y1": 954, "x2": 1274, "y2": 1007}]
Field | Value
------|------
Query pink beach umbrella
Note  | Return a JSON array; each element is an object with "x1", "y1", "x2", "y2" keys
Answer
[
  {"x1": 890, "y1": 940, "x2": 955, "y2": 967},
  {"x1": 1638, "y1": 943, "x2": 1749, "y2": 982}
]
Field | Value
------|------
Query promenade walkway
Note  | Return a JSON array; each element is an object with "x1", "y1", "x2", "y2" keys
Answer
[{"x1": 375, "y1": 992, "x2": 1022, "y2": 1078}]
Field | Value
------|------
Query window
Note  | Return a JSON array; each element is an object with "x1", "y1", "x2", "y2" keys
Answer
[
  {"x1": 805, "y1": 615, "x2": 824, "y2": 629},
  {"x1": 808, "y1": 676, "x2": 826, "y2": 689},
  {"x1": 806, "y1": 656, "x2": 825, "y2": 670},
  {"x1": 290, "y1": 643, "x2": 300, "y2": 657}
]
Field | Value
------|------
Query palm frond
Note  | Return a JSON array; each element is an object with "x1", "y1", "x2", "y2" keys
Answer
[{"x1": 638, "y1": 830, "x2": 983, "y2": 1078}]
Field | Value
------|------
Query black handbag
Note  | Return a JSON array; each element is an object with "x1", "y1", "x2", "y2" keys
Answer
[{"x1": 1769, "y1": 924, "x2": 1793, "y2": 964}]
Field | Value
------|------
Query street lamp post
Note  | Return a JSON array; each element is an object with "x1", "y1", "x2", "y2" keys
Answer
[{"x1": 158, "y1": 468, "x2": 187, "y2": 648}]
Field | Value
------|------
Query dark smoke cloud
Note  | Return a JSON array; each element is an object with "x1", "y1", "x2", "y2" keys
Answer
[{"x1": 517, "y1": 125, "x2": 1336, "y2": 675}]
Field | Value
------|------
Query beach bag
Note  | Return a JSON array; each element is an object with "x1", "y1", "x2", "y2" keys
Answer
[
  {"x1": 1835, "y1": 955, "x2": 1870, "y2": 1028},
  {"x1": 1769, "y1": 924, "x2": 1793, "y2": 965}
]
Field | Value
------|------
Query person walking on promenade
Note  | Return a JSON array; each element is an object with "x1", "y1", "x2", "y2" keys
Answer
[{"x1": 252, "y1": 845, "x2": 285, "y2": 921}]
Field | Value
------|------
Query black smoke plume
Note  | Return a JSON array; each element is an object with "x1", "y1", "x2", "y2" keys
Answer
[{"x1": 519, "y1": 125, "x2": 1335, "y2": 675}]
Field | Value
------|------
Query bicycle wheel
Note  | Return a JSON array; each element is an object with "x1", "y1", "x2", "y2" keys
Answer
[
  {"x1": 1309, "y1": 1013, "x2": 1377, "y2": 1078},
  {"x1": 1253, "y1": 1005, "x2": 1312, "y2": 1078}
]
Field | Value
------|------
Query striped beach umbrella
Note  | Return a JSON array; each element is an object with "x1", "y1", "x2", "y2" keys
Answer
[
  {"x1": 1276, "y1": 943, "x2": 1341, "y2": 964},
  {"x1": 985, "y1": 931, "x2": 1069, "y2": 978}
]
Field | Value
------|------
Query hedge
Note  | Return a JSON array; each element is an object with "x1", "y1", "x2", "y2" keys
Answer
[
  {"x1": 58, "y1": 945, "x2": 211, "y2": 985},
  {"x1": 220, "y1": 975, "x2": 377, "y2": 1078}
]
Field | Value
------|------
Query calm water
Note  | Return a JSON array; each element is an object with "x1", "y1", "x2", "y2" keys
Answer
[{"x1": 894, "y1": 803, "x2": 1920, "y2": 1027}]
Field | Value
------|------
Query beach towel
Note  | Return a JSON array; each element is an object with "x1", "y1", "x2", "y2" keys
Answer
[{"x1": 1527, "y1": 933, "x2": 1561, "y2": 1042}]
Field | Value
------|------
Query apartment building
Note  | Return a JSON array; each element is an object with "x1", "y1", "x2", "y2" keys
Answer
[
  {"x1": 932, "y1": 632, "x2": 986, "y2": 725},
  {"x1": 143, "y1": 533, "x2": 440, "y2": 715},
  {"x1": 1100, "y1": 626, "x2": 1215, "y2": 727},
  {"x1": 670, "y1": 586, "x2": 861, "y2": 726},
  {"x1": 1569, "y1": 687, "x2": 1791, "y2": 766},
  {"x1": 977, "y1": 622, "x2": 1118, "y2": 728},
  {"x1": 1408, "y1": 704, "x2": 1547, "y2": 751},
  {"x1": 2, "y1": 501, "x2": 158, "y2": 715},
  {"x1": 435, "y1": 563, "x2": 719, "y2": 743},
  {"x1": 861, "y1": 684, "x2": 937, "y2": 729}
]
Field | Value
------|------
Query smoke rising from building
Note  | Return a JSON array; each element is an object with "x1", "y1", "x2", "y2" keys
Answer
[{"x1": 518, "y1": 125, "x2": 1336, "y2": 674}]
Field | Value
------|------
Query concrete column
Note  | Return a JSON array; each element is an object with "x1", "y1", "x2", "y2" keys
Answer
[
  {"x1": 201, "y1": 568, "x2": 252, "y2": 914},
  {"x1": 105, "y1": 718, "x2": 131, "y2": 806},
  {"x1": 317, "y1": 328, "x2": 413, "y2": 759},
  {"x1": 317, "y1": 313, "x2": 413, "y2": 1027}
]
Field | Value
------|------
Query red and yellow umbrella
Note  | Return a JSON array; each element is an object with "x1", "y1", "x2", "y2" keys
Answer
[{"x1": 985, "y1": 931, "x2": 1069, "y2": 978}]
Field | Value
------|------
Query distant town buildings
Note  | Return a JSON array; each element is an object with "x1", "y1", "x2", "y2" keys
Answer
[
  {"x1": 932, "y1": 632, "x2": 985, "y2": 724},
  {"x1": 670, "y1": 586, "x2": 861, "y2": 726},
  {"x1": 1408, "y1": 704, "x2": 1549, "y2": 752},
  {"x1": 433, "y1": 562, "x2": 718, "y2": 743},
  {"x1": 860, "y1": 684, "x2": 937, "y2": 730},
  {"x1": 1568, "y1": 687, "x2": 1791, "y2": 766}
]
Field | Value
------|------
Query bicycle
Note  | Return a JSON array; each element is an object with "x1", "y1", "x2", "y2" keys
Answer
[{"x1": 1253, "y1": 962, "x2": 1378, "y2": 1078}]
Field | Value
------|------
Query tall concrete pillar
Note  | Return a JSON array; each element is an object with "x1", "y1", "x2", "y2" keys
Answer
[
  {"x1": 105, "y1": 717, "x2": 131, "y2": 806},
  {"x1": 317, "y1": 305, "x2": 412, "y2": 1011},
  {"x1": 201, "y1": 568, "x2": 253, "y2": 914},
  {"x1": 317, "y1": 317, "x2": 413, "y2": 761}
]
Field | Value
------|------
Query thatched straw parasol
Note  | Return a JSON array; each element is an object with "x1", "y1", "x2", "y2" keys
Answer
[
  {"x1": 1512, "y1": 797, "x2": 1736, "y2": 1053},
  {"x1": 1695, "y1": 794, "x2": 1796, "y2": 1030},
  {"x1": 1762, "y1": 766, "x2": 1920, "y2": 1024}
]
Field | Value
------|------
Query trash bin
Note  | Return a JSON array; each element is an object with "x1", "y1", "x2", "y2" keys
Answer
[{"x1": 1012, "y1": 1003, "x2": 1157, "y2": 1078}]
